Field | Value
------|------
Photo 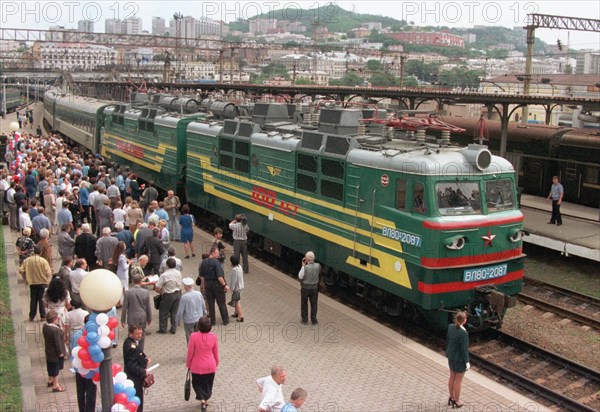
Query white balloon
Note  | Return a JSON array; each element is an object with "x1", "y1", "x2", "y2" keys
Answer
[
  {"x1": 72, "y1": 347, "x2": 81, "y2": 358},
  {"x1": 115, "y1": 372, "x2": 127, "y2": 383},
  {"x1": 72, "y1": 358, "x2": 83, "y2": 369},
  {"x1": 99, "y1": 325, "x2": 111, "y2": 336},
  {"x1": 111, "y1": 404, "x2": 127, "y2": 412},
  {"x1": 98, "y1": 336, "x2": 111, "y2": 349},
  {"x1": 78, "y1": 367, "x2": 90, "y2": 375},
  {"x1": 123, "y1": 379, "x2": 134, "y2": 388},
  {"x1": 80, "y1": 270, "x2": 123, "y2": 311},
  {"x1": 96, "y1": 313, "x2": 109, "y2": 326}
]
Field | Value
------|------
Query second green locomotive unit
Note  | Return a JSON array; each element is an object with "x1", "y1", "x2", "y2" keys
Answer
[{"x1": 44, "y1": 91, "x2": 525, "y2": 331}]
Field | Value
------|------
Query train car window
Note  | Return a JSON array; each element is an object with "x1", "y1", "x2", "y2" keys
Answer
[
  {"x1": 321, "y1": 158, "x2": 344, "y2": 179},
  {"x1": 485, "y1": 179, "x2": 514, "y2": 212},
  {"x1": 413, "y1": 182, "x2": 426, "y2": 213},
  {"x1": 584, "y1": 166, "x2": 599, "y2": 185},
  {"x1": 298, "y1": 174, "x2": 317, "y2": 193},
  {"x1": 235, "y1": 158, "x2": 249, "y2": 173},
  {"x1": 220, "y1": 154, "x2": 233, "y2": 169},
  {"x1": 236, "y1": 141, "x2": 249, "y2": 157},
  {"x1": 302, "y1": 132, "x2": 323, "y2": 151},
  {"x1": 396, "y1": 179, "x2": 407, "y2": 210},
  {"x1": 297, "y1": 153, "x2": 318, "y2": 173},
  {"x1": 321, "y1": 180, "x2": 343, "y2": 201},
  {"x1": 436, "y1": 182, "x2": 481, "y2": 215},
  {"x1": 220, "y1": 138, "x2": 233, "y2": 153}
]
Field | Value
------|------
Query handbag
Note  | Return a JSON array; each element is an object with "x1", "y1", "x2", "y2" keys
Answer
[
  {"x1": 143, "y1": 373, "x2": 155, "y2": 388},
  {"x1": 153, "y1": 294, "x2": 162, "y2": 310},
  {"x1": 184, "y1": 369, "x2": 191, "y2": 401}
]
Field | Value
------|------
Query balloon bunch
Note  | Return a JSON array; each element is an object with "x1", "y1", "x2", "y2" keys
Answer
[
  {"x1": 111, "y1": 364, "x2": 141, "y2": 412},
  {"x1": 71, "y1": 312, "x2": 119, "y2": 383}
]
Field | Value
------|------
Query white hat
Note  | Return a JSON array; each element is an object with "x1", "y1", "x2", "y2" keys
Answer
[{"x1": 182, "y1": 277, "x2": 195, "y2": 286}]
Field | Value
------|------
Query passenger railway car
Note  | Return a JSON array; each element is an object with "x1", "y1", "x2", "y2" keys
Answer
[
  {"x1": 445, "y1": 117, "x2": 600, "y2": 208},
  {"x1": 43, "y1": 90, "x2": 113, "y2": 154},
  {"x1": 1, "y1": 85, "x2": 23, "y2": 113},
  {"x1": 45, "y1": 92, "x2": 525, "y2": 331}
]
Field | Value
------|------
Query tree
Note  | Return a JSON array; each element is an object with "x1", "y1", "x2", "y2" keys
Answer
[
  {"x1": 367, "y1": 60, "x2": 382, "y2": 71},
  {"x1": 438, "y1": 67, "x2": 485, "y2": 88},
  {"x1": 295, "y1": 77, "x2": 314, "y2": 85},
  {"x1": 402, "y1": 76, "x2": 419, "y2": 87},
  {"x1": 369, "y1": 73, "x2": 397, "y2": 87},
  {"x1": 330, "y1": 72, "x2": 364, "y2": 86}
]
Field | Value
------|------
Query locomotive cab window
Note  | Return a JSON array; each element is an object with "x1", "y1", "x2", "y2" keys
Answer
[
  {"x1": 436, "y1": 182, "x2": 481, "y2": 215},
  {"x1": 396, "y1": 179, "x2": 407, "y2": 210},
  {"x1": 485, "y1": 179, "x2": 514, "y2": 212},
  {"x1": 413, "y1": 182, "x2": 426, "y2": 213}
]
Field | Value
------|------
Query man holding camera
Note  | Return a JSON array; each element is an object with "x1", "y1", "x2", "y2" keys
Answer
[
  {"x1": 229, "y1": 213, "x2": 250, "y2": 274},
  {"x1": 299, "y1": 251, "x2": 321, "y2": 325}
]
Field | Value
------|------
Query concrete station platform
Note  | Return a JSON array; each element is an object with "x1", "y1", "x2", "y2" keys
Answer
[
  {"x1": 6, "y1": 224, "x2": 544, "y2": 412},
  {"x1": 520, "y1": 195, "x2": 600, "y2": 262}
]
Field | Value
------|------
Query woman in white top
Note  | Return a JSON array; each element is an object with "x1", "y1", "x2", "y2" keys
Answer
[
  {"x1": 112, "y1": 241, "x2": 130, "y2": 305},
  {"x1": 43, "y1": 276, "x2": 72, "y2": 330}
]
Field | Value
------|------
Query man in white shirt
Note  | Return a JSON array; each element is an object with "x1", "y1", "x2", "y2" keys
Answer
[
  {"x1": 69, "y1": 258, "x2": 89, "y2": 307},
  {"x1": 257, "y1": 365, "x2": 287, "y2": 412}
]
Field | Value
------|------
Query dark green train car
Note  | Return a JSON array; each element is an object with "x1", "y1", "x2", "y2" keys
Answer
[
  {"x1": 1, "y1": 85, "x2": 22, "y2": 113},
  {"x1": 43, "y1": 90, "x2": 112, "y2": 154},
  {"x1": 186, "y1": 105, "x2": 525, "y2": 330},
  {"x1": 102, "y1": 104, "x2": 207, "y2": 192}
]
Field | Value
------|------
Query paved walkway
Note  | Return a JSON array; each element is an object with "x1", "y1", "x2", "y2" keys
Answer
[{"x1": 5, "y1": 223, "x2": 546, "y2": 412}]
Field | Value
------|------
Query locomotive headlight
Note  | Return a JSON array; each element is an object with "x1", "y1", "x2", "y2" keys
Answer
[
  {"x1": 509, "y1": 229, "x2": 528, "y2": 243},
  {"x1": 445, "y1": 235, "x2": 466, "y2": 250}
]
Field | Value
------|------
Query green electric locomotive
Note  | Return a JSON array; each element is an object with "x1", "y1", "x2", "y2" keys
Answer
[{"x1": 184, "y1": 103, "x2": 525, "y2": 330}]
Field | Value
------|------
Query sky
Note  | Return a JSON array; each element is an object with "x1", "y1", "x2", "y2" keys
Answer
[{"x1": 1, "y1": 0, "x2": 599, "y2": 49}]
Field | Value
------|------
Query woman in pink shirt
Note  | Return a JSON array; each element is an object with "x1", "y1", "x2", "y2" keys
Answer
[{"x1": 186, "y1": 316, "x2": 219, "y2": 412}]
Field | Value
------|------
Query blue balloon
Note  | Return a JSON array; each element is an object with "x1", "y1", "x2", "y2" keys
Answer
[
  {"x1": 86, "y1": 332, "x2": 99, "y2": 343},
  {"x1": 114, "y1": 382, "x2": 125, "y2": 394},
  {"x1": 88, "y1": 344, "x2": 102, "y2": 356},
  {"x1": 85, "y1": 321, "x2": 98, "y2": 333},
  {"x1": 91, "y1": 351, "x2": 104, "y2": 363},
  {"x1": 85, "y1": 370, "x2": 95, "y2": 379},
  {"x1": 72, "y1": 329, "x2": 83, "y2": 342},
  {"x1": 130, "y1": 396, "x2": 141, "y2": 406},
  {"x1": 124, "y1": 386, "x2": 136, "y2": 399},
  {"x1": 89, "y1": 313, "x2": 98, "y2": 322}
]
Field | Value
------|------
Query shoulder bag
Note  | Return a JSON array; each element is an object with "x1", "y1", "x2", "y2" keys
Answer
[
  {"x1": 184, "y1": 368, "x2": 191, "y2": 401},
  {"x1": 143, "y1": 373, "x2": 155, "y2": 388}
]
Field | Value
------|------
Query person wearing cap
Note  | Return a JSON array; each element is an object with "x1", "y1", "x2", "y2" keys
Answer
[
  {"x1": 121, "y1": 273, "x2": 153, "y2": 352},
  {"x1": 176, "y1": 277, "x2": 207, "y2": 343}
]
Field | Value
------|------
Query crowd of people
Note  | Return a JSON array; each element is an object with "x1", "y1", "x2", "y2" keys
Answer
[
  {"x1": 2, "y1": 116, "x2": 471, "y2": 411},
  {"x1": 2, "y1": 126, "x2": 306, "y2": 411}
]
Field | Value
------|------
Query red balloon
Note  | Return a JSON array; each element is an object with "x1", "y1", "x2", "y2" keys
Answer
[
  {"x1": 78, "y1": 348, "x2": 90, "y2": 361},
  {"x1": 107, "y1": 317, "x2": 119, "y2": 329},
  {"x1": 114, "y1": 393, "x2": 128, "y2": 405},
  {"x1": 92, "y1": 373, "x2": 100, "y2": 383},
  {"x1": 78, "y1": 336, "x2": 90, "y2": 348},
  {"x1": 112, "y1": 363, "x2": 123, "y2": 376},
  {"x1": 108, "y1": 330, "x2": 116, "y2": 340},
  {"x1": 82, "y1": 329, "x2": 87, "y2": 336},
  {"x1": 82, "y1": 359, "x2": 94, "y2": 370},
  {"x1": 90, "y1": 361, "x2": 100, "y2": 370},
  {"x1": 126, "y1": 402, "x2": 138, "y2": 412}
]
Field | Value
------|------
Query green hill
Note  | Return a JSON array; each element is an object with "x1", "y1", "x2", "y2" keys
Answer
[{"x1": 229, "y1": 5, "x2": 407, "y2": 33}]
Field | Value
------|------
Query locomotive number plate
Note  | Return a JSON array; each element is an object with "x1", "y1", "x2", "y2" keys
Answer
[{"x1": 463, "y1": 264, "x2": 508, "y2": 283}]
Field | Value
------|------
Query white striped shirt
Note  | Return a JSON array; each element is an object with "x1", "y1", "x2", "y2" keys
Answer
[{"x1": 229, "y1": 220, "x2": 249, "y2": 240}]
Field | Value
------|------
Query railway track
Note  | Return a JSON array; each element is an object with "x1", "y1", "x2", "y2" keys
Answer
[
  {"x1": 470, "y1": 330, "x2": 600, "y2": 412},
  {"x1": 519, "y1": 277, "x2": 600, "y2": 329}
]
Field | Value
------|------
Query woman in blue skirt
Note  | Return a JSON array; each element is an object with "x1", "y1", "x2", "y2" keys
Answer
[{"x1": 179, "y1": 204, "x2": 196, "y2": 258}]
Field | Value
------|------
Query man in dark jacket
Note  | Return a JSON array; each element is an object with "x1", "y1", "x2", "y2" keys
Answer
[
  {"x1": 74, "y1": 223, "x2": 98, "y2": 270},
  {"x1": 123, "y1": 325, "x2": 150, "y2": 412},
  {"x1": 142, "y1": 227, "x2": 165, "y2": 275}
]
